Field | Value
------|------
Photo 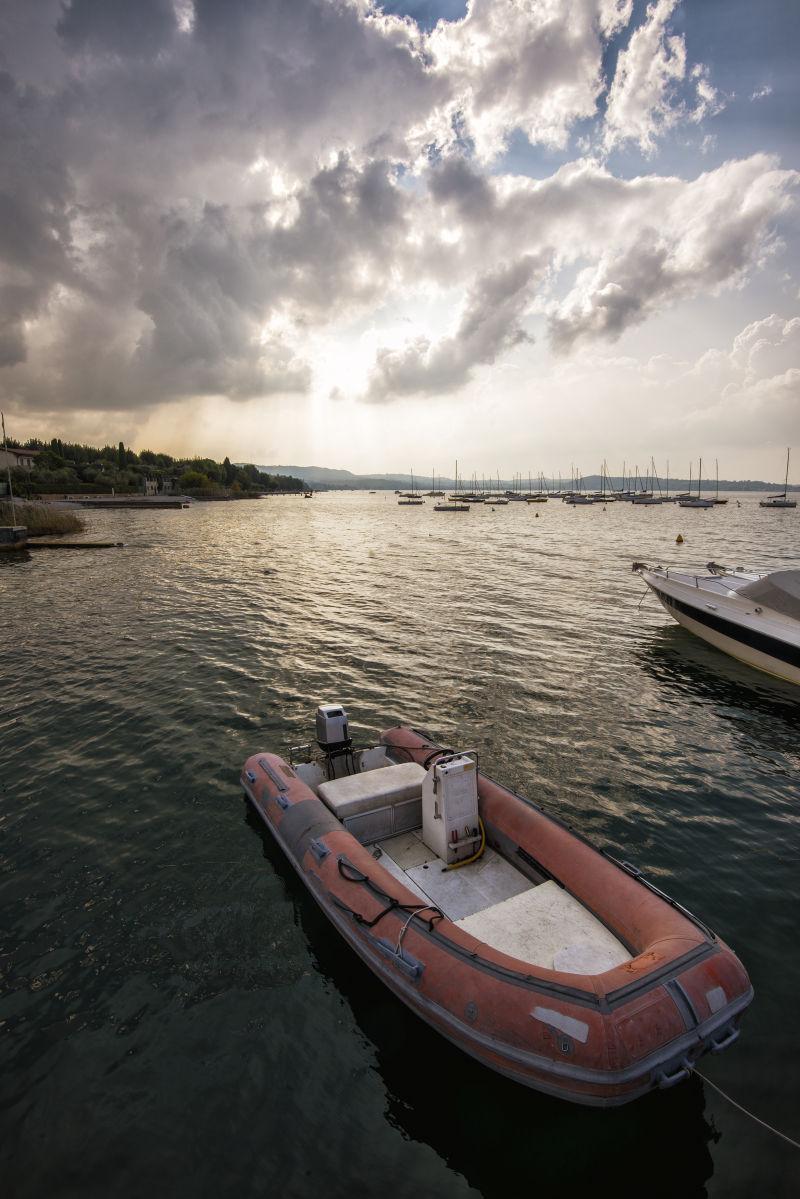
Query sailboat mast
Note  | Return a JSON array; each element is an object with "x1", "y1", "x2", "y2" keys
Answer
[{"x1": 1, "y1": 412, "x2": 17, "y2": 526}]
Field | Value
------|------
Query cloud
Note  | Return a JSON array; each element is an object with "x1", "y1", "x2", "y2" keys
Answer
[
  {"x1": 730, "y1": 313, "x2": 800, "y2": 381},
  {"x1": 8, "y1": 153, "x2": 415, "y2": 410},
  {"x1": 0, "y1": 0, "x2": 795, "y2": 433},
  {"x1": 603, "y1": 0, "x2": 722, "y2": 153},
  {"x1": 56, "y1": 0, "x2": 179, "y2": 58},
  {"x1": 548, "y1": 155, "x2": 796, "y2": 350},
  {"x1": 422, "y1": 0, "x2": 633, "y2": 161},
  {"x1": 670, "y1": 314, "x2": 800, "y2": 451},
  {"x1": 365, "y1": 255, "x2": 541, "y2": 401},
  {"x1": 534, "y1": 310, "x2": 800, "y2": 468},
  {"x1": 0, "y1": 70, "x2": 79, "y2": 367}
]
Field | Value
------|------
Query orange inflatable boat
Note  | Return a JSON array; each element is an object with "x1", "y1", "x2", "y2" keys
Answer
[{"x1": 241, "y1": 708, "x2": 752, "y2": 1106}]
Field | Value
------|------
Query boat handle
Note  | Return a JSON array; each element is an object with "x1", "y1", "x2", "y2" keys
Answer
[
  {"x1": 656, "y1": 1061, "x2": 691, "y2": 1089},
  {"x1": 258, "y1": 758, "x2": 288, "y2": 791},
  {"x1": 710, "y1": 1026, "x2": 739, "y2": 1054},
  {"x1": 434, "y1": 748, "x2": 479, "y2": 770}
]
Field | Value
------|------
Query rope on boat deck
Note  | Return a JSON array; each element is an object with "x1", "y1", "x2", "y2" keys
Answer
[{"x1": 692, "y1": 1068, "x2": 800, "y2": 1151}]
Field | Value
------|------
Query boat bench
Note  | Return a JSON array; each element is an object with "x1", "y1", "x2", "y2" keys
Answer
[{"x1": 318, "y1": 762, "x2": 427, "y2": 844}]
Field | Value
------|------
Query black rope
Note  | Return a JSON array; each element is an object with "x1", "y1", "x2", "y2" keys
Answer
[
  {"x1": 337, "y1": 857, "x2": 443, "y2": 932},
  {"x1": 423, "y1": 746, "x2": 453, "y2": 768}
]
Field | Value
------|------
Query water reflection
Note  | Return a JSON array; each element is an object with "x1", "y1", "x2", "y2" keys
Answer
[
  {"x1": 635, "y1": 626, "x2": 800, "y2": 762},
  {"x1": 0, "y1": 549, "x2": 31, "y2": 567},
  {"x1": 249, "y1": 808, "x2": 717, "y2": 1199}
]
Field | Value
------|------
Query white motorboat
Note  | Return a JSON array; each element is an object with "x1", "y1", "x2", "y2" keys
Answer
[{"x1": 634, "y1": 562, "x2": 800, "y2": 685}]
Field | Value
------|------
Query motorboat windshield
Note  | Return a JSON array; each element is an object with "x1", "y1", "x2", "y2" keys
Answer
[{"x1": 737, "y1": 570, "x2": 800, "y2": 620}]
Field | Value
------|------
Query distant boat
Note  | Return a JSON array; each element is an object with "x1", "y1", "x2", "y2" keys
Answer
[
  {"x1": 760, "y1": 448, "x2": 797, "y2": 509},
  {"x1": 398, "y1": 469, "x2": 424, "y2": 505},
  {"x1": 712, "y1": 459, "x2": 728, "y2": 504},
  {"x1": 438, "y1": 461, "x2": 469, "y2": 512},
  {"x1": 632, "y1": 458, "x2": 665, "y2": 504},
  {"x1": 678, "y1": 458, "x2": 714, "y2": 508},
  {"x1": 425, "y1": 468, "x2": 444, "y2": 497}
]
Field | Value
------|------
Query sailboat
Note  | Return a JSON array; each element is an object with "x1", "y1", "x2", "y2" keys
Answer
[
  {"x1": 712, "y1": 459, "x2": 728, "y2": 504},
  {"x1": 632, "y1": 460, "x2": 662, "y2": 504},
  {"x1": 398, "y1": 469, "x2": 425, "y2": 505},
  {"x1": 525, "y1": 471, "x2": 547, "y2": 502},
  {"x1": 678, "y1": 459, "x2": 714, "y2": 508},
  {"x1": 490, "y1": 471, "x2": 509, "y2": 504},
  {"x1": 760, "y1": 448, "x2": 797, "y2": 509},
  {"x1": 425, "y1": 469, "x2": 444, "y2": 498},
  {"x1": 437, "y1": 462, "x2": 469, "y2": 512}
]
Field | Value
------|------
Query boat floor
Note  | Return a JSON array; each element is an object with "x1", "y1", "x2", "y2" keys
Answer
[
  {"x1": 374, "y1": 830, "x2": 631, "y2": 973},
  {"x1": 375, "y1": 831, "x2": 531, "y2": 921}
]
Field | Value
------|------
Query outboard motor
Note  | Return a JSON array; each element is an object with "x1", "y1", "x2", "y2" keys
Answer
[{"x1": 315, "y1": 704, "x2": 353, "y2": 778}]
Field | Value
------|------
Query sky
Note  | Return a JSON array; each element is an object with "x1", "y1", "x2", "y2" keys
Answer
[{"x1": 1, "y1": 0, "x2": 798, "y2": 479}]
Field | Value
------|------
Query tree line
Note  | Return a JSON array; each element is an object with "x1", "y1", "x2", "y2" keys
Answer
[{"x1": 8, "y1": 438, "x2": 305, "y2": 496}]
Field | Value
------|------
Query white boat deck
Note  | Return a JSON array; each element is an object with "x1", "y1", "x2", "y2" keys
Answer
[
  {"x1": 375, "y1": 830, "x2": 632, "y2": 973},
  {"x1": 375, "y1": 831, "x2": 531, "y2": 920}
]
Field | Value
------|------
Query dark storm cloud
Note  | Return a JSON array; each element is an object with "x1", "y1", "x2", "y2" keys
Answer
[
  {"x1": 57, "y1": 0, "x2": 178, "y2": 58},
  {"x1": 0, "y1": 69, "x2": 78, "y2": 367}
]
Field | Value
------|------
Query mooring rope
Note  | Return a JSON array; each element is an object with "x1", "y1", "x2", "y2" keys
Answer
[{"x1": 692, "y1": 1068, "x2": 800, "y2": 1151}]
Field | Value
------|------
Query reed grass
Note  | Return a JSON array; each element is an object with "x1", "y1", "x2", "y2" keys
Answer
[{"x1": 0, "y1": 501, "x2": 86, "y2": 536}]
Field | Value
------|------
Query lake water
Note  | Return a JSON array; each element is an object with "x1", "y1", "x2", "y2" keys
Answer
[{"x1": 1, "y1": 492, "x2": 798, "y2": 1198}]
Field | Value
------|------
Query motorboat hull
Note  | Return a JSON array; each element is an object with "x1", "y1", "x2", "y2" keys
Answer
[
  {"x1": 241, "y1": 726, "x2": 752, "y2": 1106},
  {"x1": 640, "y1": 570, "x2": 800, "y2": 685}
]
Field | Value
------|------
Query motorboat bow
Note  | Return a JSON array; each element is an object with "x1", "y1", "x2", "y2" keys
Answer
[
  {"x1": 634, "y1": 562, "x2": 800, "y2": 685},
  {"x1": 241, "y1": 706, "x2": 752, "y2": 1106}
]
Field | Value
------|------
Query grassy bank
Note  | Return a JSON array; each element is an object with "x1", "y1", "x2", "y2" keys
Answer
[{"x1": 0, "y1": 501, "x2": 86, "y2": 536}]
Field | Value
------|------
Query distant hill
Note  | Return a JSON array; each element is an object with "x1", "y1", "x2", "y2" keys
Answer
[
  {"x1": 251, "y1": 464, "x2": 434, "y2": 490},
  {"x1": 251, "y1": 465, "x2": 797, "y2": 493}
]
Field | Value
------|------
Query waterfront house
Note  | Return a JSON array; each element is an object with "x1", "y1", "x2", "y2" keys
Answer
[{"x1": 0, "y1": 447, "x2": 40, "y2": 471}]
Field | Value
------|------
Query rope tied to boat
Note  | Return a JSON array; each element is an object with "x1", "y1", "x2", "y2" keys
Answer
[
  {"x1": 336, "y1": 856, "x2": 444, "y2": 933},
  {"x1": 692, "y1": 1067, "x2": 800, "y2": 1151}
]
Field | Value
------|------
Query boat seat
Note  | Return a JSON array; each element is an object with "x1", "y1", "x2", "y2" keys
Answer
[{"x1": 318, "y1": 762, "x2": 427, "y2": 821}]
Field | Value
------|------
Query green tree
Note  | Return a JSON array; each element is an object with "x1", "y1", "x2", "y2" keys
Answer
[
  {"x1": 180, "y1": 469, "x2": 213, "y2": 490},
  {"x1": 117, "y1": 441, "x2": 125, "y2": 469}
]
